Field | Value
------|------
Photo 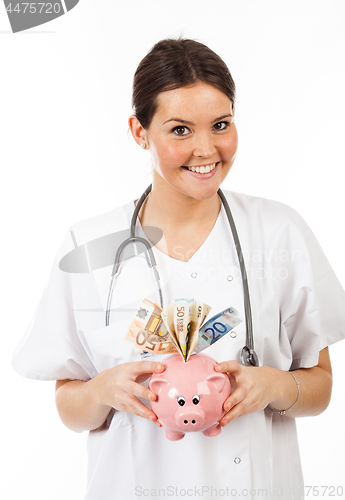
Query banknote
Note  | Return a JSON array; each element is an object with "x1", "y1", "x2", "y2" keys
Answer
[
  {"x1": 174, "y1": 298, "x2": 194, "y2": 358},
  {"x1": 125, "y1": 298, "x2": 241, "y2": 360},
  {"x1": 161, "y1": 301, "x2": 183, "y2": 358},
  {"x1": 193, "y1": 307, "x2": 243, "y2": 353},
  {"x1": 162, "y1": 299, "x2": 212, "y2": 361},
  {"x1": 125, "y1": 298, "x2": 178, "y2": 355},
  {"x1": 185, "y1": 300, "x2": 212, "y2": 361}
]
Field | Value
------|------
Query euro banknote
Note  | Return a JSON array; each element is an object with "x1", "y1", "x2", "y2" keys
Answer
[
  {"x1": 125, "y1": 298, "x2": 242, "y2": 360},
  {"x1": 162, "y1": 299, "x2": 212, "y2": 361},
  {"x1": 185, "y1": 300, "x2": 212, "y2": 360},
  {"x1": 125, "y1": 298, "x2": 178, "y2": 355},
  {"x1": 174, "y1": 298, "x2": 194, "y2": 358},
  {"x1": 193, "y1": 307, "x2": 243, "y2": 353}
]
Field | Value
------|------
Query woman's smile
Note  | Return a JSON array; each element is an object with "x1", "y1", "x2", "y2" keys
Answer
[{"x1": 182, "y1": 161, "x2": 220, "y2": 178}]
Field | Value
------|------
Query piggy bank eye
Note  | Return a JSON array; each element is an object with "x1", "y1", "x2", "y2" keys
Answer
[
  {"x1": 192, "y1": 395, "x2": 200, "y2": 405},
  {"x1": 177, "y1": 396, "x2": 185, "y2": 406}
]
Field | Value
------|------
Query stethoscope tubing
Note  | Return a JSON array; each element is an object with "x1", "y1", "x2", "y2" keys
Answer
[{"x1": 106, "y1": 184, "x2": 258, "y2": 366}]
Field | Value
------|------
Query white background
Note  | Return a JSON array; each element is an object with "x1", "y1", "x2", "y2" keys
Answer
[{"x1": 1, "y1": 0, "x2": 345, "y2": 498}]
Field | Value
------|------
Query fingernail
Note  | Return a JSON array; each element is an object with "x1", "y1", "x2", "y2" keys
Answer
[
  {"x1": 215, "y1": 364, "x2": 222, "y2": 371},
  {"x1": 149, "y1": 393, "x2": 156, "y2": 401},
  {"x1": 149, "y1": 415, "x2": 155, "y2": 422},
  {"x1": 221, "y1": 418, "x2": 229, "y2": 426},
  {"x1": 224, "y1": 402, "x2": 233, "y2": 412},
  {"x1": 157, "y1": 364, "x2": 164, "y2": 370}
]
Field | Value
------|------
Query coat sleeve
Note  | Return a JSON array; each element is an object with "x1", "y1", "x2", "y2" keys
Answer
[
  {"x1": 11, "y1": 230, "x2": 96, "y2": 381},
  {"x1": 304, "y1": 226, "x2": 345, "y2": 351},
  {"x1": 277, "y1": 206, "x2": 345, "y2": 370}
]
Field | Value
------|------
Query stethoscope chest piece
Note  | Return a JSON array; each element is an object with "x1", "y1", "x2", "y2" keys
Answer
[{"x1": 240, "y1": 346, "x2": 259, "y2": 367}]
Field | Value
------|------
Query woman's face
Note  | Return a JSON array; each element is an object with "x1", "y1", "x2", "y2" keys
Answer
[{"x1": 144, "y1": 81, "x2": 238, "y2": 201}]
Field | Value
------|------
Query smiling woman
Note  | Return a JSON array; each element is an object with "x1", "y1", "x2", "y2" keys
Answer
[{"x1": 11, "y1": 37, "x2": 345, "y2": 500}]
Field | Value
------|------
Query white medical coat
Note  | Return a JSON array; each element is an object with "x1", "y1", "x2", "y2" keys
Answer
[{"x1": 12, "y1": 190, "x2": 345, "y2": 500}]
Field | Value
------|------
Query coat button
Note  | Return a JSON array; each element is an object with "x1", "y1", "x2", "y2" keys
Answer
[
  {"x1": 191, "y1": 272, "x2": 197, "y2": 278},
  {"x1": 234, "y1": 457, "x2": 241, "y2": 464},
  {"x1": 227, "y1": 275, "x2": 233, "y2": 281}
]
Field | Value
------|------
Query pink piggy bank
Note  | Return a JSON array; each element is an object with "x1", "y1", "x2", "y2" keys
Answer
[{"x1": 149, "y1": 353, "x2": 231, "y2": 441}]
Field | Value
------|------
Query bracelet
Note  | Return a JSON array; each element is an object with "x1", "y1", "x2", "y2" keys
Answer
[{"x1": 277, "y1": 371, "x2": 300, "y2": 415}]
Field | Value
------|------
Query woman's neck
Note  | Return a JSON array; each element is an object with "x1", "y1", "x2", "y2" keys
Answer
[{"x1": 138, "y1": 175, "x2": 221, "y2": 230}]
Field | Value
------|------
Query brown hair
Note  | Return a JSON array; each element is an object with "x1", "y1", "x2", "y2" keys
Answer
[{"x1": 132, "y1": 37, "x2": 236, "y2": 129}]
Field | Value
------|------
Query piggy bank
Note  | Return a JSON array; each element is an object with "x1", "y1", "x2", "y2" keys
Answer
[{"x1": 149, "y1": 353, "x2": 231, "y2": 441}]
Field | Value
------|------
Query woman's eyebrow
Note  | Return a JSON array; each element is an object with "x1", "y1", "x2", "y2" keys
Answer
[{"x1": 163, "y1": 113, "x2": 233, "y2": 125}]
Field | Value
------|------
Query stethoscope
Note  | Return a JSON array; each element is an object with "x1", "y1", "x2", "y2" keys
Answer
[{"x1": 106, "y1": 184, "x2": 259, "y2": 367}]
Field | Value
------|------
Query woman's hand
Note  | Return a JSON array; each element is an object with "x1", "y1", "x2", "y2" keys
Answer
[
  {"x1": 215, "y1": 348, "x2": 332, "y2": 425},
  {"x1": 94, "y1": 361, "x2": 166, "y2": 427},
  {"x1": 214, "y1": 361, "x2": 291, "y2": 426}
]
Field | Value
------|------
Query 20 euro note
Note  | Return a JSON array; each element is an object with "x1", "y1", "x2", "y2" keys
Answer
[
  {"x1": 125, "y1": 298, "x2": 178, "y2": 355},
  {"x1": 193, "y1": 307, "x2": 243, "y2": 354}
]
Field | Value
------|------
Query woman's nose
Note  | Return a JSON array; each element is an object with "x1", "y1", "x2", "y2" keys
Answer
[{"x1": 192, "y1": 133, "x2": 216, "y2": 158}]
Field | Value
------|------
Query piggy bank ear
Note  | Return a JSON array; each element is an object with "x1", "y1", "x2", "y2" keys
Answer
[
  {"x1": 206, "y1": 373, "x2": 227, "y2": 393},
  {"x1": 149, "y1": 378, "x2": 169, "y2": 394}
]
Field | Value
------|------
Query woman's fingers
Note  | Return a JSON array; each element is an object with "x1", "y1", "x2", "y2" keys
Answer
[
  {"x1": 129, "y1": 361, "x2": 165, "y2": 400},
  {"x1": 121, "y1": 399, "x2": 162, "y2": 427},
  {"x1": 224, "y1": 385, "x2": 248, "y2": 412},
  {"x1": 214, "y1": 359, "x2": 241, "y2": 375},
  {"x1": 98, "y1": 361, "x2": 166, "y2": 426},
  {"x1": 132, "y1": 361, "x2": 166, "y2": 384},
  {"x1": 219, "y1": 385, "x2": 251, "y2": 426},
  {"x1": 128, "y1": 379, "x2": 157, "y2": 402},
  {"x1": 220, "y1": 399, "x2": 249, "y2": 426},
  {"x1": 130, "y1": 361, "x2": 166, "y2": 378},
  {"x1": 110, "y1": 382, "x2": 162, "y2": 426},
  {"x1": 214, "y1": 360, "x2": 273, "y2": 426}
]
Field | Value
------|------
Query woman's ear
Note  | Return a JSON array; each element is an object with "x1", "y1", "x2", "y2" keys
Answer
[{"x1": 128, "y1": 115, "x2": 147, "y2": 149}]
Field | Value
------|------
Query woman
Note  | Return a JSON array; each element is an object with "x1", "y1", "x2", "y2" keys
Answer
[{"x1": 12, "y1": 38, "x2": 345, "y2": 499}]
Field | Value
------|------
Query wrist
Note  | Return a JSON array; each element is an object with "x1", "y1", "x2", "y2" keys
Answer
[
  {"x1": 269, "y1": 369, "x2": 300, "y2": 413},
  {"x1": 276, "y1": 372, "x2": 300, "y2": 414},
  {"x1": 257, "y1": 366, "x2": 284, "y2": 403},
  {"x1": 86, "y1": 369, "x2": 112, "y2": 409}
]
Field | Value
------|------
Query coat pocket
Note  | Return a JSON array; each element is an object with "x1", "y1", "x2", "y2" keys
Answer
[{"x1": 81, "y1": 319, "x2": 142, "y2": 374}]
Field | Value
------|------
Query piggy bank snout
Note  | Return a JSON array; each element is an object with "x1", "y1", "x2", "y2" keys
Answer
[{"x1": 175, "y1": 406, "x2": 206, "y2": 430}]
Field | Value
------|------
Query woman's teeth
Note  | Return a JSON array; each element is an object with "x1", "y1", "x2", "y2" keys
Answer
[{"x1": 185, "y1": 162, "x2": 218, "y2": 174}]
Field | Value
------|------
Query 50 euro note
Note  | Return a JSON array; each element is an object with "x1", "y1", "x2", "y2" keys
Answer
[
  {"x1": 162, "y1": 299, "x2": 211, "y2": 361},
  {"x1": 173, "y1": 298, "x2": 194, "y2": 359},
  {"x1": 125, "y1": 298, "x2": 178, "y2": 355}
]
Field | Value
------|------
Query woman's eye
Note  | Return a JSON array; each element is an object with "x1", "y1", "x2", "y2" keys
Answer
[
  {"x1": 213, "y1": 121, "x2": 229, "y2": 131},
  {"x1": 172, "y1": 126, "x2": 189, "y2": 136}
]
